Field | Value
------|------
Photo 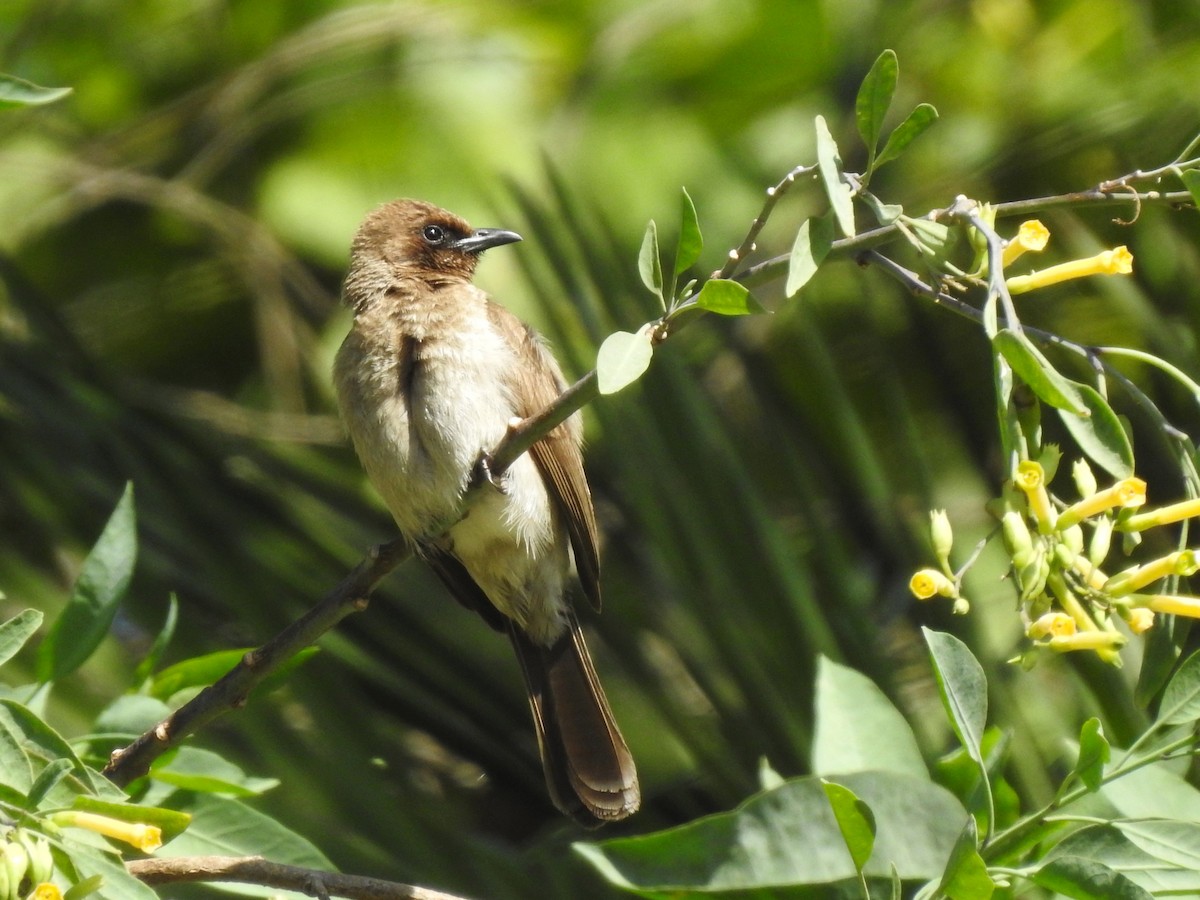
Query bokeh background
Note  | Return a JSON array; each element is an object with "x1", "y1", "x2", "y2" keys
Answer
[{"x1": 4, "y1": 0, "x2": 1200, "y2": 896}]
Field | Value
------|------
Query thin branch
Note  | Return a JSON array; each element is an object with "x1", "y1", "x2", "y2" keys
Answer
[
  {"x1": 126, "y1": 856, "x2": 471, "y2": 900},
  {"x1": 103, "y1": 539, "x2": 411, "y2": 785},
  {"x1": 713, "y1": 164, "x2": 815, "y2": 281}
]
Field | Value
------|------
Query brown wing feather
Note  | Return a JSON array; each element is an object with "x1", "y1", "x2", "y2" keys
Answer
[{"x1": 487, "y1": 301, "x2": 602, "y2": 610}]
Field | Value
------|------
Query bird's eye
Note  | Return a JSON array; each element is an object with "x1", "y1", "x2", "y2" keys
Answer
[{"x1": 422, "y1": 225, "x2": 447, "y2": 244}]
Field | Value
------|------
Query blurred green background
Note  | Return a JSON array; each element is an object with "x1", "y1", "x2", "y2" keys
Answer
[{"x1": 3, "y1": 0, "x2": 1200, "y2": 896}]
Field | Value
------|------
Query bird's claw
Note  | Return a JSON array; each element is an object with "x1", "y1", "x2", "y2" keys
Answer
[{"x1": 473, "y1": 452, "x2": 508, "y2": 494}]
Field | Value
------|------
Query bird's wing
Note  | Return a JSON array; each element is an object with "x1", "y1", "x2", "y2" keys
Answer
[{"x1": 487, "y1": 301, "x2": 602, "y2": 610}]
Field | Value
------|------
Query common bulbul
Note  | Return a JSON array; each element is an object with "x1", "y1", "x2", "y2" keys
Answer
[{"x1": 334, "y1": 199, "x2": 639, "y2": 825}]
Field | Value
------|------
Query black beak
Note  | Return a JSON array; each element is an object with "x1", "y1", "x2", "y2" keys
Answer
[{"x1": 452, "y1": 228, "x2": 523, "y2": 254}]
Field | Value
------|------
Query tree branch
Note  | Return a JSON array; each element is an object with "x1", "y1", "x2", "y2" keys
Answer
[{"x1": 126, "y1": 856, "x2": 471, "y2": 900}]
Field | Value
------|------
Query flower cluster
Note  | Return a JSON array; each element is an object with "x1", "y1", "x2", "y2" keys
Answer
[{"x1": 913, "y1": 453, "x2": 1200, "y2": 665}]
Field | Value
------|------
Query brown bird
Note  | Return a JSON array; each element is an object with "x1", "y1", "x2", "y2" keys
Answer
[{"x1": 333, "y1": 198, "x2": 639, "y2": 825}]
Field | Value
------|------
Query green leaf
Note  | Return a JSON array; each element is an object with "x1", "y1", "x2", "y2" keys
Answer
[
  {"x1": 1072, "y1": 718, "x2": 1110, "y2": 792},
  {"x1": 151, "y1": 747, "x2": 279, "y2": 797},
  {"x1": 148, "y1": 646, "x2": 319, "y2": 702},
  {"x1": 638, "y1": 219, "x2": 664, "y2": 301},
  {"x1": 0, "y1": 699, "x2": 98, "y2": 793},
  {"x1": 1052, "y1": 824, "x2": 1200, "y2": 896},
  {"x1": 94, "y1": 693, "x2": 172, "y2": 736},
  {"x1": 875, "y1": 103, "x2": 939, "y2": 169},
  {"x1": 821, "y1": 780, "x2": 876, "y2": 873},
  {"x1": 158, "y1": 792, "x2": 333, "y2": 893},
  {"x1": 575, "y1": 771, "x2": 967, "y2": 892},
  {"x1": 71, "y1": 795, "x2": 192, "y2": 843},
  {"x1": 37, "y1": 483, "x2": 136, "y2": 682},
  {"x1": 786, "y1": 214, "x2": 833, "y2": 297},
  {"x1": 923, "y1": 630, "x2": 987, "y2": 766},
  {"x1": 596, "y1": 329, "x2": 654, "y2": 395},
  {"x1": 861, "y1": 191, "x2": 904, "y2": 225},
  {"x1": 812, "y1": 656, "x2": 926, "y2": 779},
  {"x1": 0, "y1": 73, "x2": 72, "y2": 108},
  {"x1": 1056, "y1": 383, "x2": 1135, "y2": 480},
  {"x1": 1181, "y1": 169, "x2": 1200, "y2": 212},
  {"x1": 0, "y1": 609, "x2": 43, "y2": 667},
  {"x1": 0, "y1": 710, "x2": 33, "y2": 792},
  {"x1": 1101, "y1": 758, "x2": 1200, "y2": 822},
  {"x1": 856, "y1": 49, "x2": 898, "y2": 168},
  {"x1": 56, "y1": 834, "x2": 161, "y2": 900},
  {"x1": 673, "y1": 187, "x2": 703, "y2": 277},
  {"x1": 133, "y1": 595, "x2": 178, "y2": 687},
  {"x1": 1033, "y1": 856, "x2": 1154, "y2": 900},
  {"x1": 1158, "y1": 650, "x2": 1200, "y2": 725},
  {"x1": 814, "y1": 114, "x2": 856, "y2": 237},
  {"x1": 26, "y1": 757, "x2": 73, "y2": 808},
  {"x1": 1115, "y1": 820, "x2": 1200, "y2": 870},
  {"x1": 937, "y1": 817, "x2": 994, "y2": 900},
  {"x1": 992, "y1": 329, "x2": 1088, "y2": 416},
  {"x1": 693, "y1": 279, "x2": 764, "y2": 316}
]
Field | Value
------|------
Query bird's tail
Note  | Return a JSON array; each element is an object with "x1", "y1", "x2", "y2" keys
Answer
[{"x1": 508, "y1": 614, "x2": 640, "y2": 826}]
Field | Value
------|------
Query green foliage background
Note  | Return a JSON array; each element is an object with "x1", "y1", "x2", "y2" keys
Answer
[{"x1": 3, "y1": 0, "x2": 1200, "y2": 896}]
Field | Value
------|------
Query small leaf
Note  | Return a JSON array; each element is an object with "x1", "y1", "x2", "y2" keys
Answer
[
  {"x1": 638, "y1": 219, "x2": 664, "y2": 301},
  {"x1": 0, "y1": 699, "x2": 98, "y2": 792},
  {"x1": 151, "y1": 747, "x2": 279, "y2": 797},
  {"x1": 1057, "y1": 384, "x2": 1134, "y2": 480},
  {"x1": 0, "y1": 609, "x2": 43, "y2": 667},
  {"x1": 0, "y1": 73, "x2": 72, "y2": 108},
  {"x1": 26, "y1": 757, "x2": 73, "y2": 808},
  {"x1": 693, "y1": 279, "x2": 764, "y2": 316},
  {"x1": 786, "y1": 215, "x2": 833, "y2": 297},
  {"x1": 821, "y1": 780, "x2": 876, "y2": 873},
  {"x1": 937, "y1": 817, "x2": 995, "y2": 900},
  {"x1": 1157, "y1": 649, "x2": 1200, "y2": 726},
  {"x1": 875, "y1": 102, "x2": 939, "y2": 169},
  {"x1": 38, "y1": 483, "x2": 136, "y2": 682},
  {"x1": 923, "y1": 629, "x2": 988, "y2": 766},
  {"x1": 673, "y1": 187, "x2": 703, "y2": 277},
  {"x1": 861, "y1": 192, "x2": 904, "y2": 225},
  {"x1": 1073, "y1": 718, "x2": 1110, "y2": 792},
  {"x1": 1181, "y1": 170, "x2": 1200, "y2": 212},
  {"x1": 1033, "y1": 856, "x2": 1154, "y2": 900},
  {"x1": 856, "y1": 50, "x2": 898, "y2": 167},
  {"x1": 596, "y1": 329, "x2": 654, "y2": 395},
  {"x1": 148, "y1": 646, "x2": 319, "y2": 702},
  {"x1": 134, "y1": 595, "x2": 178, "y2": 686},
  {"x1": 992, "y1": 329, "x2": 1088, "y2": 416},
  {"x1": 815, "y1": 115, "x2": 856, "y2": 237}
]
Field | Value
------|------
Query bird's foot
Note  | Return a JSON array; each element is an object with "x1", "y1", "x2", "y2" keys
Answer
[{"x1": 472, "y1": 451, "x2": 508, "y2": 494}]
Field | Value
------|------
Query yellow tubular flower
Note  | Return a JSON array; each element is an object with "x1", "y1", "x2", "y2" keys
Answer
[
  {"x1": 910, "y1": 568, "x2": 955, "y2": 600},
  {"x1": 1027, "y1": 612, "x2": 1076, "y2": 639},
  {"x1": 1001, "y1": 220, "x2": 1050, "y2": 267},
  {"x1": 1015, "y1": 461, "x2": 1056, "y2": 532},
  {"x1": 1105, "y1": 551, "x2": 1198, "y2": 596},
  {"x1": 1145, "y1": 594, "x2": 1200, "y2": 619},
  {"x1": 1056, "y1": 477, "x2": 1147, "y2": 530},
  {"x1": 50, "y1": 811, "x2": 163, "y2": 853},
  {"x1": 1121, "y1": 497, "x2": 1200, "y2": 532},
  {"x1": 1006, "y1": 246, "x2": 1134, "y2": 295},
  {"x1": 32, "y1": 885, "x2": 63, "y2": 900},
  {"x1": 1048, "y1": 631, "x2": 1127, "y2": 653},
  {"x1": 1125, "y1": 607, "x2": 1155, "y2": 634}
]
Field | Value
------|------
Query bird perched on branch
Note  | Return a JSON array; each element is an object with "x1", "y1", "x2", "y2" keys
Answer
[{"x1": 333, "y1": 198, "x2": 639, "y2": 825}]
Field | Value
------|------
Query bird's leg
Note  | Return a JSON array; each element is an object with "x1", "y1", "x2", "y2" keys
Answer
[{"x1": 471, "y1": 417, "x2": 524, "y2": 494}]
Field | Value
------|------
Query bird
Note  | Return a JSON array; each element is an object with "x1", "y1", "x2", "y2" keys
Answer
[{"x1": 333, "y1": 198, "x2": 639, "y2": 825}]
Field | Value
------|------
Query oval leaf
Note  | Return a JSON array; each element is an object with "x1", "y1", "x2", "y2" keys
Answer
[
  {"x1": 786, "y1": 215, "x2": 833, "y2": 297},
  {"x1": 638, "y1": 219, "x2": 664, "y2": 301},
  {"x1": 37, "y1": 483, "x2": 136, "y2": 682},
  {"x1": 856, "y1": 49, "x2": 898, "y2": 166},
  {"x1": 596, "y1": 329, "x2": 654, "y2": 395},
  {"x1": 938, "y1": 817, "x2": 995, "y2": 900},
  {"x1": 1033, "y1": 856, "x2": 1154, "y2": 900},
  {"x1": 923, "y1": 629, "x2": 987, "y2": 767},
  {"x1": 821, "y1": 780, "x2": 876, "y2": 873},
  {"x1": 1057, "y1": 384, "x2": 1135, "y2": 480},
  {"x1": 815, "y1": 115, "x2": 856, "y2": 237},
  {"x1": 693, "y1": 279, "x2": 764, "y2": 316},
  {"x1": 992, "y1": 329, "x2": 1088, "y2": 416},
  {"x1": 674, "y1": 187, "x2": 703, "y2": 276},
  {"x1": 812, "y1": 656, "x2": 926, "y2": 779},
  {"x1": 1073, "y1": 718, "x2": 1110, "y2": 792},
  {"x1": 876, "y1": 102, "x2": 939, "y2": 169},
  {"x1": 1157, "y1": 649, "x2": 1200, "y2": 726},
  {"x1": 0, "y1": 609, "x2": 43, "y2": 668},
  {"x1": 0, "y1": 74, "x2": 72, "y2": 108}
]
